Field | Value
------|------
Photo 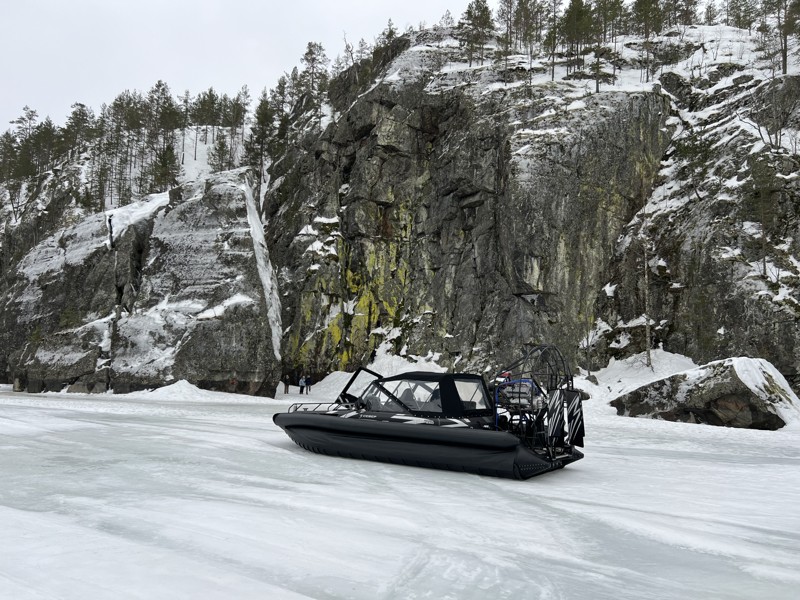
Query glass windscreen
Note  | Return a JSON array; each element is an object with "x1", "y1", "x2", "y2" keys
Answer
[
  {"x1": 341, "y1": 369, "x2": 379, "y2": 400},
  {"x1": 453, "y1": 379, "x2": 490, "y2": 411},
  {"x1": 360, "y1": 380, "x2": 443, "y2": 413},
  {"x1": 359, "y1": 382, "x2": 407, "y2": 412}
]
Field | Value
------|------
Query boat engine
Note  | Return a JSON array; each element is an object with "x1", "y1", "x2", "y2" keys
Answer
[{"x1": 493, "y1": 344, "x2": 585, "y2": 457}]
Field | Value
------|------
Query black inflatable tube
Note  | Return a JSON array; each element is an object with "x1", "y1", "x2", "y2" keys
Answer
[
  {"x1": 274, "y1": 412, "x2": 521, "y2": 449},
  {"x1": 273, "y1": 412, "x2": 581, "y2": 479}
]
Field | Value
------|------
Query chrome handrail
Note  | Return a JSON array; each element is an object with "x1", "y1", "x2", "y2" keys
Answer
[{"x1": 287, "y1": 401, "x2": 355, "y2": 413}]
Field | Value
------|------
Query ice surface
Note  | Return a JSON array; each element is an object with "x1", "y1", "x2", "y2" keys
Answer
[
  {"x1": 2, "y1": 349, "x2": 799, "y2": 599},
  {"x1": 243, "y1": 180, "x2": 283, "y2": 360}
]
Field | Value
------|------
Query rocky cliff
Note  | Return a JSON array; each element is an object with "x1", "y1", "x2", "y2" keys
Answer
[
  {"x1": 264, "y1": 26, "x2": 800, "y2": 390},
  {"x1": 267, "y1": 84, "x2": 673, "y2": 375},
  {"x1": 264, "y1": 30, "x2": 679, "y2": 378},
  {"x1": 599, "y1": 57, "x2": 800, "y2": 388},
  {"x1": 2, "y1": 24, "x2": 800, "y2": 396},
  {"x1": 0, "y1": 167, "x2": 281, "y2": 395}
]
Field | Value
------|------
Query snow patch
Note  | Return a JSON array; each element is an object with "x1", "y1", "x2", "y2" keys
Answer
[
  {"x1": 242, "y1": 181, "x2": 282, "y2": 360},
  {"x1": 196, "y1": 294, "x2": 256, "y2": 320}
]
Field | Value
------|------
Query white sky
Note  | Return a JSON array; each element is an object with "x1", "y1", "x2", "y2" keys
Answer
[{"x1": 0, "y1": 0, "x2": 487, "y2": 131}]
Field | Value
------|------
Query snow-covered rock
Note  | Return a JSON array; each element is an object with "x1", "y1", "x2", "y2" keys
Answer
[
  {"x1": 2, "y1": 169, "x2": 281, "y2": 396},
  {"x1": 609, "y1": 357, "x2": 800, "y2": 430}
]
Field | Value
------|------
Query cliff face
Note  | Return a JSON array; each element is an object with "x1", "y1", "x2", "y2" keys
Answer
[
  {"x1": 2, "y1": 25, "x2": 800, "y2": 394},
  {"x1": 265, "y1": 39, "x2": 672, "y2": 376},
  {"x1": 599, "y1": 71, "x2": 800, "y2": 388},
  {"x1": 265, "y1": 26, "x2": 800, "y2": 386},
  {"x1": 0, "y1": 168, "x2": 281, "y2": 394}
]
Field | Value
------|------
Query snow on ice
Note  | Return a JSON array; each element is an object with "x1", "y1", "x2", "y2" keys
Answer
[{"x1": 1, "y1": 348, "x2": 799, "y2": 600}]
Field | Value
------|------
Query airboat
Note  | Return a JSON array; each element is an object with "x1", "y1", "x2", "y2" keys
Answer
[{"x1": 272, "y1": 345, "x2": 585, "y2": 479}]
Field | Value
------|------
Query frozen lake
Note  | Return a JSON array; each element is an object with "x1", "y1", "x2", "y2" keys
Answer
[{"x1": 1, "y1": 366, "x2": 799, "y2": 599}]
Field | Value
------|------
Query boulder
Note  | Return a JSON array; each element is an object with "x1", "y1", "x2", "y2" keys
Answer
[{"x1": 610, "y1": 357, "x2": 798, "y2": 430}]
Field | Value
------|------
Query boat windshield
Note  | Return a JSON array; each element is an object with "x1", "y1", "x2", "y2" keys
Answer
[
  {"x1": 453, "y1": 378, "x2": 491, "y2": 411},
  {"x1": 359, "y1": 377, "x2": 492, "y2": 414},
  {"x1": 360, "y1": 379, "x2": 444, "y2": 413}
]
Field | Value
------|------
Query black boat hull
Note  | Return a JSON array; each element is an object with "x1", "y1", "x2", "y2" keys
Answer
[{"x1": 273, "y1": 412, "x2": 583, "y2": 480}]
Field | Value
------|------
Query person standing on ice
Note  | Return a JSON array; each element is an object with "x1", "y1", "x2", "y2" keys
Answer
[
  {"x1": 299, "y1": 375, "x2": 306, "y2": 395},
  {"x1": 305, "y1": 375, "x2": 313, "y2": 394},
  {"x1": 283, "y1": 374, "x2": 290, "y2": 394}
]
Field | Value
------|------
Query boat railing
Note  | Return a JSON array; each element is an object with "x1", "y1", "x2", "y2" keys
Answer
[{"x1": 287, "y1": 401, "x2": 354, "y2": 414}]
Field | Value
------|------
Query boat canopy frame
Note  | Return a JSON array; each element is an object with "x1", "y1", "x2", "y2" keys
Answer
[
  {"x1": 336, "y1": 369, "x2": 495, "y2": 419},
  {"x1": 492, "y1": 344, "x2": 585, "y2": 452}
]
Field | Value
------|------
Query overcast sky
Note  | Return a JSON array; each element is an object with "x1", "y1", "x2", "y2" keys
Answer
[{"x1": 1, "y1": 0, "x2": 491, "y2": 131}]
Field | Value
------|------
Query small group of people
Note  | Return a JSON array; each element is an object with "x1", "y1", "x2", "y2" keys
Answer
[{"x1": 282, "y1": 373, "x2": 312, "y2": 394}]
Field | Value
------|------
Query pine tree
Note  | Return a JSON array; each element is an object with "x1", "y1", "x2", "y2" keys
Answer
[
  {"x1": 705, "y1": 0, "x2": 720, "y2": 23},
  {"x1": 0, "y1": 131, "x2": 18, "y2": 184},
  {"x1": 145, "y1": 80, "x2": 180, "y2": 183},
  {"x1": 331, "y1": 54, "x2": 347, "y2": 78},
  {"x1": 1, "y1": 131, "x2": 24, "y2": 221},
  {"x1": 61, "y1": 103, "x2": 95, "y2": 157},
  {"x1": 497, "y1": 0, "x2": 518, "y2": 56},
  {"x1": 662, "y1": 0, "x2": 679, "y2": 27},
  {"x1": 235, "y1": 85, "x2": 251, "y2": 148},
  {"x1": 9, "y1": 106, "x2": 38, "y2": 179},
  {"x1": 31, "y1": 118, "x2": 59, "y2": 175},
  {"x1": 770, "y1": 0, "x2": 800, "y2": 74},
  {"x1": 728, "y1": 0, "x2": 757, "y2": 30},
  {"x1": 595, "y1": 0, "x2": 625, "y2": 42},
  {"x1": 244, "y1": 88, "x2": 276, "y2": 182},
  {"x1": 300, "y1": 43, "x2": 330, "y2": 126},
  {"x1": 142, "y1": 81, "x2": 180, "y2": 192},
  {"x1": 514, "y1": 0, "x2": 535, "y2": 54},
  {"x1": 633, "y1": 0, "x2": 663, "y2": 39},
  {"x1": 10, "y1": 106, "x2": 38, "y2": 141},
  {"x1": 378, "y1": 19, "x2": 398, "y2": 45},
  {"x1": 113, "y1": 90, "x2": 146, "y2": 197},
  {"x1": 208, "y1": 133, "x2": 231, "y2": 173},
  {"x1": 440, "y1": 10, "x2": 455, "y2": 27},
  {"x1": 152, "y1": 144, "x2": 180, "y2": 192},
  {"x1": 547, "y1": 0, "x2": 563, "y2": 80},
  {"x1": 287, "y1": 67, "x2": 302, "y2": 110},
  {"x1": 562, "y1": 0, "x2": 592, "y2": 72},
  {"x1": 460, "y1": 0, "x2": 495, "y2": 66},
  {"x1": 356, "y1": 38, "x2": 372, "y2": 62},
  {"x1": 301, "y1": 43, "x2": 330, "y2": 101},
  {"x1": 179, "y1": 90, "x2": 192, "y2": 164},
  {"x1": 147, "y1": 81, "x2": 180, "y2": 139},
  {"x1": 219, "y1": 94, "x2": 234, "y2": 128},
  {"x1": 269, "y1": 76, "x2": 289, "y2": 115},
  {"x1": 678, "y1": 0, "x2": 700, "y2": 24},
  {"x1": 633, "y1": 0, "x2": 663, "y2": 82},
  {"x1": 192, "y1": 87, "x2": 220, "y2": 142}
]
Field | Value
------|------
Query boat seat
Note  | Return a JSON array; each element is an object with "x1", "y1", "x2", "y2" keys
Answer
[
  {"x1": 418, "y1": 389, "x2": 442, "y2": 413},
  {"x1": 363, "y1": 393, "x2": 381, "y2": 411},
  {"x1": 399, "y1": 389, "x2": 417, "y2": 409}
]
